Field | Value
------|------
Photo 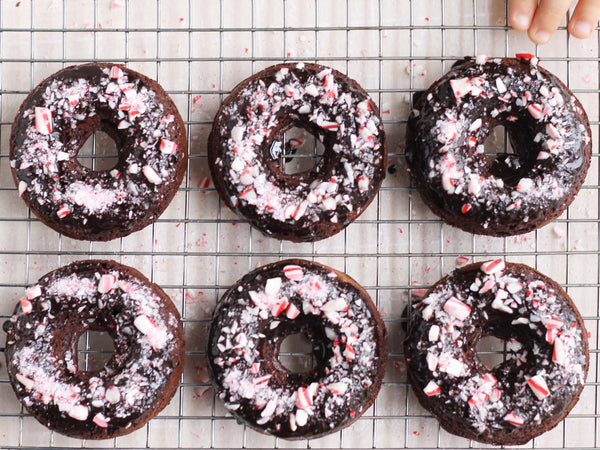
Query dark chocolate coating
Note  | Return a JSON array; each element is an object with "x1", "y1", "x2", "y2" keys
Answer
[
  {"x1": 4, "y1": 260, "x2": 185, "y2": 439},
  {"x1": 207, "y1": 259, "x2": 387, "y2": 439},
  {"x1": 406, "y1": 57, "x2": 591, "y2": 236},
  {"x1": 404, "y1": 262, "x2": 588, "y2": 445},
  {"x1": 208, "y1": 63, "x2": 387, "y2": 242},
  {"x1": 10, "y1": 63, "x2": 188, "y2": 241}
]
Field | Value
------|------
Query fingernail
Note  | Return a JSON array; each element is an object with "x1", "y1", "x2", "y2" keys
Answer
[
  {"x1": 531, "y1": 28, "x2": 551, "y2": 44},
  {"x1": 511, "y1": 13, "x2": 531, "y2": 29},
  {"x1": 571, "y1": 20, "x2": 593, "y2": 37}
]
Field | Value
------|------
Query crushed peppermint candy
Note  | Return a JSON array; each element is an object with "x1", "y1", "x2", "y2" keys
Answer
[
  {"x1": 406, "y1": 57, "x2": 591, "y2": 237},
  {"x1": 10, "y1": 63, "x2": 185, "y2": 240},
  {"x1": 208, "y1": 260, "x2": 385, "y2": 438},
  {"x1": 4, "y1": 260, "x2": 184, "y2": 436},
  {"x1": 526, "y1": 374, "x2": 550, "y2": 400},
  {"x1": 405, "y1": 261, "x2": 587, "y2": 441},
  {"x1": 423, "y1": 380, "x2": 441, "y2": 396},
  {"x1": 209, "y1": 63, "x2": 385, "y2": 240}
]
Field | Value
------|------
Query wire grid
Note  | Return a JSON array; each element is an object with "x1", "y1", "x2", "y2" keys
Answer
[{"x1": 0, "y1": 0, "x2": 598, "y2": 449}]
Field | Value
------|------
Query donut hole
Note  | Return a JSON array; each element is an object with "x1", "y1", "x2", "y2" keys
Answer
[
  {"x1": 475, "y1": 335, "x2": 506, "y2": 370},
  {"x1": 77, "y1": 330, "x2": 115, "y2": 372},
  {"x1": 279, "y1": 331, "x2": 318, "y2": 373},
  {"x1": 271, "y1": 124, "x2": 327, "y2": 176},
  {"x1": 483, "y1": 125, "x2": 537, "y2": 184},
  {"x1": 77, "y1": 130, "x2": 119, "y2": 171}
]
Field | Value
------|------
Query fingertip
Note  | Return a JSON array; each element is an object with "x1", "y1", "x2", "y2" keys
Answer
[
  {"x1": 528, "y1": 27, "x2": 552, "y2": 44},
  {"x1": 568, "y1": 19, "x2": 594, "y2": 39},
  {"x1": 509, "y1": 11, "x2": 532, "y2": 31}
]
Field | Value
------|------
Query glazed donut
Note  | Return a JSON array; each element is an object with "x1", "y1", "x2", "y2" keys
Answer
[
  {"x1": 208, "y1": 63, "x2": 387, "y2": 242},
  {"x1": 10, "y1": 63, "x2": 188, "y2": 241},
  {"x1": 404, "y1": 260, "x2": 588, "y2": 445},
  {"x1": 207, "y1": 259, "x2": 387, "y2": 439},
  {"x1": 406, "y1": 55, "x2": 591, "y2": 236},
  {"x1": 4, "y1": 260, "x2": 185, "y2": 439}
]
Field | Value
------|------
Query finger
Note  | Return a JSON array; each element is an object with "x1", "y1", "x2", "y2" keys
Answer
[
  {"x1": 529, "y1": 0, "x2": 573, "y2": 44},
  {"x1": 568, "y1": 0, "x2": 600, "y2": 38},
  {"x1": 508, "y1": 0, "x2": 538, "y2": 30}
]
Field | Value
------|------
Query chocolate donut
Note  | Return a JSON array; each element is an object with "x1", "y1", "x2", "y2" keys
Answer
[
  {"x1": 208, "y1": 63, "x2": 387, "y2": 242},
  {"x1": 404, "y1": 260, "x2": 588, "y2": 445},
  {"x1": 406, "y1": 55, "x2": 591, "y2": 236},
  {"x1": 4, "y1": 260, "x2": 185, "y2": 439},
  {"x1": 207, "y1": 259, "x2": 387, "y2": 439},
  {"x1": 10, "y1": 63, "x2": 188, "y2": 241}
]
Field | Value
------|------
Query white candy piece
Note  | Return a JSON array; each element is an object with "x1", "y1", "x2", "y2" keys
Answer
[
  {"x1": 357, "y1": 175, "x2": 370, "y2": 193},
  {"x1": 143, "y1": 165, "x2": 162, "y2": 184},
  {"x1": 97, "y1": 274, "x2": 116, "y2": 294},
  {"x1": 449, "y1": 77, "x2": 472, "y2": 99},
  {"x1": 504, "y1": 411, "x2": 524, "y2": 426},
  {"x1": 443, "y1": 297, "x2": 471, "y2": 321},
  {"x1": 426, "y1": 352, "x2": 438, "y2": 371},
  {"x1": 134, "y1": 314, "x2": 157, "y2": 335},
  {"x1": 264, "y1": 277, "x2": 282, "y2": 296},
  {"x1": 475, "y1": 54, "x2": 488, "y2": 65},
  {"x1": 26, "y1": 285, "x2": 42, "y2": 300},
  {"x1": 106, "y1": 385, "x2": 121, "y2": 403},
  {"x1": 20, "y1": 298, "x2": 32, "y2": 315},
  {"x1": 296, "y1": 386, "x2": 313, "y2": 409},
  {"x1": 261, "y1": 399, "x2": 276, "y2": 418},
  {"x1": 18, "y1": 181, "x2": 27, "y2": 197},
  {"x1": 304, "y1": 84, "x2": 319, "y2": 97},
  {"x1": 481, "y1": 259, "x2": 505, "y2": 275},
  {"x1": 439, "y1": 355, "x2": 467, "y2": 377},
  {"x1": 469, "y1": 118, "x2": 482, "y2": 132},
  {"x1": 295, "y1": 408, "x2": 308, "y2": 427},
  {"x1": 286, "y1": 303, "x2": 300, "y2": 319},
  {"x1": 423, "y1": 380, "x2": 441, "y2": 396},
  {"x1": 15, "y1": 373, "x2": 34, "y2": 390},
  {"x1": 428, "y1": 324, "x2": 440, "y2": 342},
  {"x1": 93, "y1": 413, "x2": 109, "y2": 428},
  {"x1": 516, "y1": 177, "x2": 534, "y2": 193},
  {"x1": 553, "y1": 336, "x2": 567, "y2": 365},
  {"x1": 526, "y1": 374, "x2": 550, "y2": 400},
  {"x1": 35, "y1": 107, "x2": 53, "y2": 135},
  {"x1": 321, "y1": 298, "x2": 347, "y2": 312},
  {"x1": 159, "y1": 139, "x2": 178, "y2": 154},
  {"x1": 327, "y1": 382, "x2": 348, "y2": 395},
  {"x1": 495, "y1": 77, "x2": 507, "y2": 93},
  {"x1": 283, "y1": 265, "x2": 304, "y2": 281},
  {"x1": 231, "y1": 126, "x2": 244, "y2": 143},
  {"x1": 68, "y1": 404, "x2": 89, "y2": 421}
]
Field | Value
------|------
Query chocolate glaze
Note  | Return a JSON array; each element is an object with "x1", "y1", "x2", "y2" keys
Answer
[
  {"x1": 10, "y1": 63, "x2": 188, "y2": 241},
  {"x1": 406, "y1": 56, "x2": 591, "y2": 236},
  {"x1": 208, "y1": 63, "x2": 387, "y2": 242},
  {"x1": 207, "y1": 259, "x2": 387, "y2": 439},
  {"x1": 4, "y1": 260, "x2": 185, "y2": 439},
  {"x1": 404, "y1": 261, "x2": 588, "y2": 445}
]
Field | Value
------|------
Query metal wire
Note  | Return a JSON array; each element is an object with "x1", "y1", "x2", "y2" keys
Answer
[{"x1": 0, "y1": 0, "x2": 598, "y2": 449}]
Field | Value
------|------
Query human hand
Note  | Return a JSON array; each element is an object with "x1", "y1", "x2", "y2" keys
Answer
[{"x1": 508, "y1": 0, "x2": 600, "y2": 44}]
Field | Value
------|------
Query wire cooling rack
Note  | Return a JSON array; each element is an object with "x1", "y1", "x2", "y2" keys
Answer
[{"x1": 0, "y1": 0, "x2": 599, "y2": 449}]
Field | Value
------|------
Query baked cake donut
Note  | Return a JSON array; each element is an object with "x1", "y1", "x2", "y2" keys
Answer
[
  {"x1": 404, "y1": 260, "x2": 588, "y2": 445},
  {"x1": 4, "y1": 260, "x2": 185, "y2": 439},
  {"x1": 406, "y1": 55, "x2": 591, "y2": 236},
  {"x1": 207, "y1": 259, "x2": 387, "y2": 439},
  {"x1": 208, "y1": 63, "x2": 387, "y2": 242},
  {"x1": 10, "y1": 63, "x2": 188, "y2": 241}
]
